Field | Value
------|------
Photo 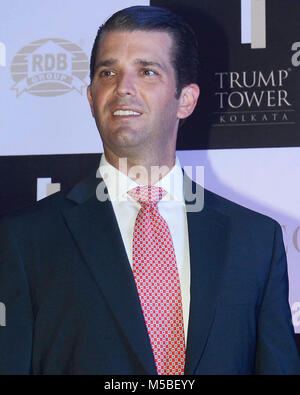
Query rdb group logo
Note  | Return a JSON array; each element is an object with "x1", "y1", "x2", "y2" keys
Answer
[{"x1": 10, "y1": 38, "x2": 89, "y2": 97}]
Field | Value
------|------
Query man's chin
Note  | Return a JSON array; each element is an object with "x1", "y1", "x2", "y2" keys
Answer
[
  {"x1": 104, "y1": 133, "x2": 148, "y2": 155},
  {"x1": 109, "y1": 126, "x2": 146, "y2": 144}
]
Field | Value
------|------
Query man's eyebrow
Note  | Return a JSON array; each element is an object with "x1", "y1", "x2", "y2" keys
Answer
[
  {"x1": 94, "y1": 58, "x2": 118, "y2": 72},
  {"x1": 134, "y1": 59, "x2": 166, "y2": 71},
  {"x1": 94, "y1": 58, "x2": 167, "y2": 72}
]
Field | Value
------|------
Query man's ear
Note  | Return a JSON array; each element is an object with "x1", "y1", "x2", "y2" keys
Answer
[
  {"x1": 177, "y1": 83, "x2": 200, "y2": 120},
  {"x1": 87, "y1": 85, "x2": 95, "y2": 118}
]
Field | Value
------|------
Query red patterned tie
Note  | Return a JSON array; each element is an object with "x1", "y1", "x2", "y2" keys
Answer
[{"x1": 128, "y1": 185, "x2": 185, "y2": 375}]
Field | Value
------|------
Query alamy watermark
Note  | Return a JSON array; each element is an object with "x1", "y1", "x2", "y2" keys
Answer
[
  {"x1": 0, "y1": 302, "x2": 6, "y2": 326},
  {"x1": 95, "y1": 158, "x2": 205, "y2": 213}
]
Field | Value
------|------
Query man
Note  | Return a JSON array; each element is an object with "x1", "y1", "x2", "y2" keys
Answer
[{"x1": 0, "y1": 6, "x2": 299, "y2": 375}]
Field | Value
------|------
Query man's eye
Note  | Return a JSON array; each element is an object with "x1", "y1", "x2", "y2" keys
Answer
[
  {"x1": 100, "y1": 70, "x2": 116, "y2": 77},
  {"x1": 142, "y1": 69, "x2": 157, "y2": 76}
]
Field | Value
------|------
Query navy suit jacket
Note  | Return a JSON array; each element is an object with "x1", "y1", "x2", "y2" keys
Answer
[{"x1": 0, "y1": 170, "x2": 299, "y2": 375}]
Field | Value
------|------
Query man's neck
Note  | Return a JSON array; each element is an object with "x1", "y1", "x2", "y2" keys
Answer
[{"x1": 103, "y1": 150, "x2": 176, "y2": 185}]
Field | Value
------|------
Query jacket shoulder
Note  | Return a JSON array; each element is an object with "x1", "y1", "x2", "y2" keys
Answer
[
  {"x1": 1, "y1": 189, "x2": 71, "y2": 224},
  {"x1": 204, "y1": 188, "x2": 278, "y2": 230}
]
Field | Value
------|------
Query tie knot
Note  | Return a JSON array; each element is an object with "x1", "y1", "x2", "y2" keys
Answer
[{"x1": 127, "y1": 185, "x2": 167, "y2": 205}]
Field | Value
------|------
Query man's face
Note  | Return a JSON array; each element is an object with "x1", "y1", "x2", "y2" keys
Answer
[{"x1": 87, "y1": 30, "x2": 185, "y2": 161}]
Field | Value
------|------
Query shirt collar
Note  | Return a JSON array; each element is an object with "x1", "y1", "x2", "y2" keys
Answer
[{"x1": 99, "y1": 153, "x2": 184, "y2": 203}]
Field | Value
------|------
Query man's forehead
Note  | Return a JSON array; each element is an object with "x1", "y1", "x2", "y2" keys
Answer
[
  {"x1": 97, "y1": 29, "x2": 174, "y2": 54},
  {"x1": 95, "y1": 30, "x2": 174, "y2": 68}
]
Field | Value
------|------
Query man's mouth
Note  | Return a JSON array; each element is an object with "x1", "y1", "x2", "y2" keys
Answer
[{"x1": 112, "y1": 109, "x2": 142, "y2": 117}]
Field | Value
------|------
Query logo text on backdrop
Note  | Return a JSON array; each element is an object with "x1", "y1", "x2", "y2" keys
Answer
[{"x1": 11, "y1": 38, "x2": 89, "y2": 97}]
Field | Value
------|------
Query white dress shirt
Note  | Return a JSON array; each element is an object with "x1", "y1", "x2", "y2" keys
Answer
[{"x1": 99, "y1": 154, "x2": 191, "y2": 343}]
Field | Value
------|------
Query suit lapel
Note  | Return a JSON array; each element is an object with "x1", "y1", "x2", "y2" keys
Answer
[
  {"x1": 184, "y1": 186, "x2": 230, "y2": 374},
  {"x1": 62, "y1": 172, "x2": 157, "y2": 375},
  {"x1": 61, "y1": 168, "x2": 229, "y2": 375}
]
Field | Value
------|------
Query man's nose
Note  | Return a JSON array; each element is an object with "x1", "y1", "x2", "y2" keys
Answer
[{"x1": 114, "y1": 71, "x2": 136, "y2": 96}]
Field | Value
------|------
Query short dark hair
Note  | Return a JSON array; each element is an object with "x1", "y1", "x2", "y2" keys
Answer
[{"x1": 89, "y1": 5, "x2": 200, "y2": 98}]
